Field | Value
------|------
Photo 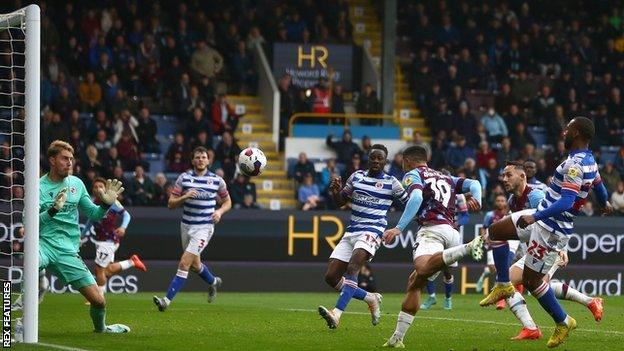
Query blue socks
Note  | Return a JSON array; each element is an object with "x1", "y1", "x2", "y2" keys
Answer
[
  {"x1": 198, "y1": 264, "x2": 215, "y2": 285},
  {"x1": 426, "y1": 281, "x2": 435, "y2": 295},
  {"x1": 492, "y1": 243, "x2": 511, "y2": 283},
  {"x1": 532, "y1": 282, "x2": 567, "y2": 323},
  {"x1": 335, "y1": 275, "x2": 367, "y2": 311},
  {"x1": 166, "y1": 269, "x2": 188, "y2": 301},
  {"x1": 444, "y1": 277, "x2": 453, "y2": 299}
]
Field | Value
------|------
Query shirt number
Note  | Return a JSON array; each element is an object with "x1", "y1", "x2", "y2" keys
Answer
[{"x1": 424, "y1": 178, "x2": 452, "y2": 207}]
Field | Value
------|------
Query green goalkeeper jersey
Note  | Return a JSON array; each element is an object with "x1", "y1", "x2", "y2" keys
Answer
[{"x1": 39, "y1": 174, "x2": 108, "y2": 253}]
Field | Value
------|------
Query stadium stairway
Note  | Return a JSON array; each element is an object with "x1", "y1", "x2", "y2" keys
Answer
[
  {"x1": 227, "y1": 95, "x2": 297, "y2": 210},
  {"x1": 349, "y1": 1, "x2": 430, "y2": 143}
]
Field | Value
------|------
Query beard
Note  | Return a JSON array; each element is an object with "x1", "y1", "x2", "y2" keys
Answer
[{"x1": 564, "y1": 134, "x2": 574, "y2": 149}]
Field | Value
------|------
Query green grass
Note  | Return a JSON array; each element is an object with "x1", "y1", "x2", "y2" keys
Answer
[{"x1": 11, "y1": 292, "x2": 624, "y2": 351}]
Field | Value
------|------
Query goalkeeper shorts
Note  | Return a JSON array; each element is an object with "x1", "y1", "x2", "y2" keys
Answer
[{"x1": 39, "y1": 241, "x2": 96, "y2": 290}]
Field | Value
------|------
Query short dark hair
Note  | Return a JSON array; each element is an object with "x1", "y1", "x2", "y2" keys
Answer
[
  {"x1": 524, "y1": 159, "x2": 536, "y2": 165},
  {"x1": 93, "y1": 177, "x2": 106, "y2": 186},
  {"x1": 571, "y1": 116, "x2": 595, "y2": 140},
  {"x1": 403, "y1": 145, "x2": 428, "y2": 163},
  {"x1": 369, "y1": 144, "x2": 388, "y2": 157},
  {"x1": 495, "y1": 193, "x2": 508, "y2": 200},
  {"x1": 192, "y1": 146, "x2": 209, "y2": 157},
  {"x1": 506, "y1": 160, "x2": 525, "y2": 171}
]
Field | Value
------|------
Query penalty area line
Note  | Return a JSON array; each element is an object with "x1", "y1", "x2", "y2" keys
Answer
[
  {"x1": 36, "y1": 342, "x2": 92, "y2": 351},
  {"x1": 281, "y1": 308, "x2": 624, "y2": 336}
]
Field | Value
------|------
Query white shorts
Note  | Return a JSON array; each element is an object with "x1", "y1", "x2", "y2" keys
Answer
[
  {"x1": 329, "y1": 232, "x2": 381, "y2": 263},
  {"x1": 510, "y1": 209, "x2": 570, "y2": 274},
  {"x1": 181, "y1": 223, "x2": 214, "y2": 256},
  {"x1": 513, "y1": 253, "x2": 562, "y2": 279},
  {"x1": 412, "y1": 224, "x2": 461, "y2": 261},
  {"x1": 94, "y1": 241, "x2": 119, "y2": 268},
  {"x1": 486, "y1": 240, "x2": 521, "y2": 265}
]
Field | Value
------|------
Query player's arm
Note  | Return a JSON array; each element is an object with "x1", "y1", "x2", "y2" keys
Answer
[
  {"x1": 456, "y1": 194, "x2": 470, "y2": 227},
  {"x1": 78, "y1": 181, "x2": 110, "y2": 221},
  {"x1": 392, "y1": 177, "x2": 409, "y2": 204},
  {"x1": 115, "y1": 205, "x2": 131, "y2": 238},
  {"x1": 167, "y1": 174, "x2": 198, "y2": 209},
  {"x1": 454, "y1": 177, "x2": 482, "y2": 211},
  {"x1": 479, "y1": 211, "x2": 493, "y2": 236},
  {"x1": 330, "y1": 174, "x2": 353, "y2": 208},
  {"x1": 592, "y1": 173, "x2": 614, "y2": 214},
  {"x1": 383, "y1": 172, "x2": 424, "y2": 242},
  {"x1": 39, "y1": 187, "x2": 68, "y2": 225},
  {"x1": 212, "y1": 177, "x2": 232, "y2": 224}
]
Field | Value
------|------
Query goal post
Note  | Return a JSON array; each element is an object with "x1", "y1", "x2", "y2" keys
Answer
[
  {"x1": 23, "y1": 4, "x2": 40, "y2": 344},
  {"x1": 0, "y1": 4, "x2": 40, "y2": 344}
]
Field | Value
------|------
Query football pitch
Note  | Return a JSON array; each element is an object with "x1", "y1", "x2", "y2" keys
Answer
[{"x1": 12, "y1": 292, "x2": 624, "y2": 351}]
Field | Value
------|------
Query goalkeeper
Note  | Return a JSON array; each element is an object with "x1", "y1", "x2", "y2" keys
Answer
[{"x1": 39, "y1": 140, "x2": 129, "y2": 333}]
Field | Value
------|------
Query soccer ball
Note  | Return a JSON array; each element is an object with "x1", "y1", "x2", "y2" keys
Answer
[{"x1": 238, "y1": 147, "x2": 267, "y2": 176}]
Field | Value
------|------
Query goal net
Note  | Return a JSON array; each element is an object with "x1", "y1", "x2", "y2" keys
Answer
[{"x1": 0, "y1": 4, "x2": 40, "y2": 344}]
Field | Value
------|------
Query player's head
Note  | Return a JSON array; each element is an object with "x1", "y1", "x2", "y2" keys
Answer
[
  {"x1": 92, "y1": 177, "x2": 106, "y2": 197},
  {"x1": 494, "y1": 194, "x2": 508, "y2": 211},
  {"x1": 191, "y1": 146, "x2": 209, "y2": 171},
  {"x1": 501, "y1": 161, "x2": 527, "y2": 193},
  {"x1": 564, "y1": 116, "x2": 595, "y2": 149},
  {"x1": 523, "y1": 159, "x2": 537, "y2": 179},
  {"x1": 401, "y1": 145, "x2": 428, "y2": 171},
  {"x1": 368, "y1": 144, "x2": 388, "y2": 174},
  {"x1": 47, "y1": 140, "x2": 74, "y2": 178}
]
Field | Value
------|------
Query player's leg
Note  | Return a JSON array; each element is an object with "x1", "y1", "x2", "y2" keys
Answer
[
  {"x1": 324, "y1": 258, "x2": 348, "y2": 291},
  {"x1": 476, "y1": 251, "x2": 496, "y2": 293},
  {"x1": 54, "y1": 251, "x2": 130, "y2": 333},
  {"x1": 420, "y1": 273, "x2": 437, "y2": 310},
  {"x1": 480, "y1": 211, "x2": 533, "y2": 306},
  {"x1": 190, "y1": 255, "x2": 222, "y2": 303},
  {"x1": 521, "y1": 227, "x2": 576, "y2": 347},
  {"x1": 153, "y1": 251, "x2": 195, "y2": 311},
  {"x1": 384, "y1": 259, "x2": 430, "y2": 348},
  {"x1": 442, "y1": 267, "x2": 453, "y2": 310},
  {"x1": 506, "y1": 256, "x2": 541, "y2": 340},
  {"x1": 544, "y1": 258, "x2": 603, "y2": 321}
]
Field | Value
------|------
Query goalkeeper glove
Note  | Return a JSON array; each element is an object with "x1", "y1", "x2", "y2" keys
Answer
[
  {"x1": 48, "y1": 187, "x2": 68, "y2": 217},
  {"x1": 97, "y1": 179, "x2": 125, "y2": 206}
]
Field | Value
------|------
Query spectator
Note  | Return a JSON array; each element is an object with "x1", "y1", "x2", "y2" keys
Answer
[
  {"x1": 504, "y1": 104, "x2": 526, "y2": 132},
  {"x1": 69, "y1": 128, "x2": 87, "y2": 158},
  {"x1": 191, "y1": 130, "x2": 213, "y2": 151},
  {"x1": 152, "y1": 172, "x2": 171, "y2": 207},
  {"x1": 533, "y1": 85, "x2": 556, "y2": 126},
  {"x1": 480, "y1": 107, "x2": 508, "y2": 143},
  {"x1": 511, "y1": 122, "x2": 536, "y2": 148},
  {"x1": 81, "y1": 145, "x2": 103, "y2": 176},
  {"x1": 476, "y1": 141, "x2": 497, "y2": 169},
  {"x1": 612, "y1": 181, "x2": 624, "y2": 216},
  {"x1": 127, "y1": 165, "x2": 155, "y2": 206},
  {"x1": 45, "y1": 113, "x2": 69, "y2": 146},
  {"x1": 231, "y1": 40, "x2": 257, "y2": 94},
  {"x1": 207, "y1": 148, "x2": 223, "y2": 174},
  {"x1": 479, "y1": 158, "x2": 501, "y2": 194},
  {"x1": 78, "y1": 72, "x2": 102, "y2": 111},
  {"x1": 320, "y1": 158, "x2": 339, "y2": 194},
  {"x1": 240, "y1": 194, "x2": 260, "y2": 209},
  {"x1": 186, "y1": 107, "x2": 212, "y2": 143},
  {"x1": 356, "y1": 84, "x2": 381, "y2": 120},
  {"x1": 116, "y1": 131, "x2": 141, "y2": 170},
  {"x1": 452, "y1": 102, "x2": 478, "y2": 146},
  {"x1": 113, "y1": 109, "x2": 139, "y2": 144},
  {"x1": 331, "y1": 84, "x2": 345, "y2": 114},
  {"x1": 292, "y1": 152, "x2": 316, "y2": 183},
  {"x1": 326, "y1": 130, "x2": 361, "y2": 166},
  {"x1": 343, "y1": 153, "x2": 363, "y2": 179},
  {"x1": 446, "y1": 136, "x2": 476, "y2": 170},
  {"x1": 166, "y1": 133, "x2": 190, "y2": 172},
  {"x1": 602, "y1": 162, "x2": 621, "y2": 193},
  {"x1": 214, "y1": 131, "x2": 241, "y2": 182},
  {"x1": 230, "y1": 174, "x2": 257, "y2": 208},
  {"x1": 309, "y1": 78, "x2": 332, "y2": 114},
  {"x1": 298, "y1": 173, "x2": 322, "y2": 211},
  {"x1": 190, "y1": 40, "x2": 224, "y2": 81},
  {"x1": 101, "y1": 146, "x2": 123, "y2": 179},
  {"x1": 580, "y1": 201, "x2": 595, "y2": 217},
  {"x1": 141, "y1": 59, "x2": 164, "y2": 99},
  {"x1": 358, "y1": 264, "x2": 377, "y2": 293},
  {"x1": 93, "y1": 129, "x2": 113, "y2": 153},
  {"x1": 136, "y1": 107, "x2": 159, "y2": 153},
  {"x1": 388, "y1": 153, "x2": 405, "y2": 181},
  {"x1": 211, "y1": 94, "x2": 241, "y2": 135},
  {"x1": 496, "y1": 137, "x2": 518, "y2": 166}
]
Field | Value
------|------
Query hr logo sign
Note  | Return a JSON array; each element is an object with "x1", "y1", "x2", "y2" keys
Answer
[{"x1": 297, "y1": 46, "x2": 329, "y2": 68}]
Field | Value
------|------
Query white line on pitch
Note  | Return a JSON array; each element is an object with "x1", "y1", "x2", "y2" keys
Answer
[
  {"x1": 281, "y1": 308, "x2": 624, "y2": 336},
  {"x1": 36, "y1": 342, "x2": 92, "y2": 351}
]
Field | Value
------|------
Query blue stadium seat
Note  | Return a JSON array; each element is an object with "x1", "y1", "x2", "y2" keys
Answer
[
  {"x1": 528, "y1": 126, "x2": 548, "y2": 147},
  {"x1": 600, "y1": 146, "x2": 619, "y2": 165}
]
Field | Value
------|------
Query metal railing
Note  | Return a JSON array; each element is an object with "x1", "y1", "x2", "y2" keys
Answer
[
  {"x1": 253, "y1": 42, "x2": 280, "y2": 151},
  {"x1": 288, "y1": 112, "x2": 396, "y2": 136}
]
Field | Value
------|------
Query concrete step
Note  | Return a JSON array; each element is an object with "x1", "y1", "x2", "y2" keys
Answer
[
  {"x1": 252, "y1": 177, "x2": 294, "y2": 190},
  {"x1": 236, "y1": 122, "x2": 270, "y2": 134},
  {"x1": 236, "y1": 132, "x2": 274, "y2": 142},
  {"x1": 396, "y1": 118, "x2": 425, "y2": 128},
  {"x1": 257, "y1": 188, "x2": 295, "y2": 198},
  {"x1": 258, "y1": 197, "x2": 297, "y2": 210},
  {"x1": 226, "y1": 95, "x2": 260, "y2": 103},
  {"x1": 240, "y1": 140, "x2": 277, "y2": 151}
]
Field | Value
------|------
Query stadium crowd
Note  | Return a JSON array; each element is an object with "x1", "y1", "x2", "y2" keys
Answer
[{"x1": 26, "y1": 0, "x2": 350, "y2": 208}]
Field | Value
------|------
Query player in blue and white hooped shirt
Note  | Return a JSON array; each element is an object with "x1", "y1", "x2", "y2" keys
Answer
[
  {"x1": 318, "y1": 144, "x2": 408, "y2": 330},
  {"x1": 480, "y1": 117, "x2": 614, "y2": 348},
  {"x1": 153, "y1": 147, "x2": 232, "y2": 311},
  {"x1": 382, "y1": 146, "x2": 485, "y2": 348},
  {"x1": 523, "y1": 159, "x2": 549, "y2": 192}
]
